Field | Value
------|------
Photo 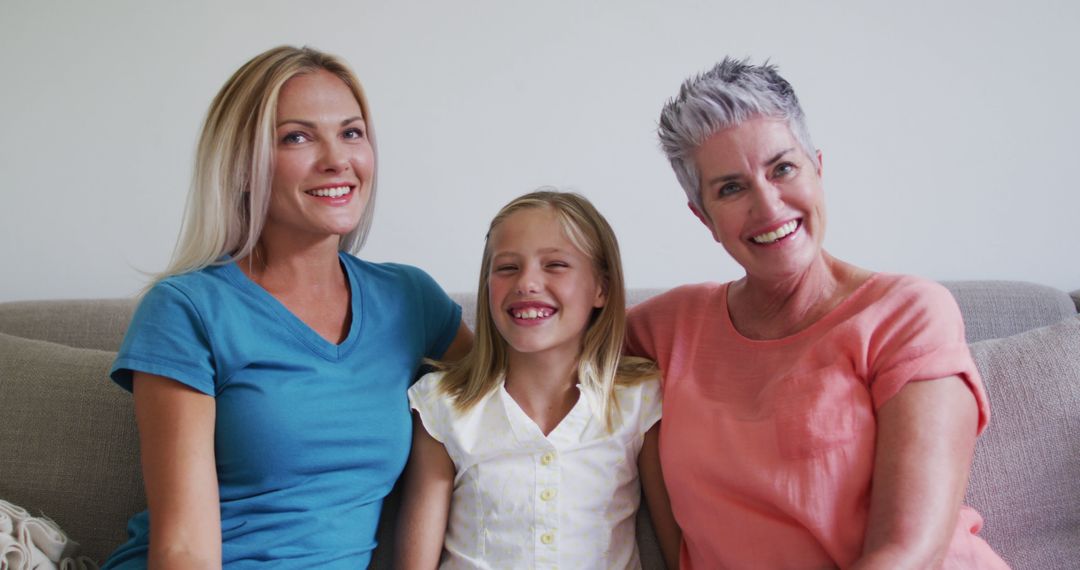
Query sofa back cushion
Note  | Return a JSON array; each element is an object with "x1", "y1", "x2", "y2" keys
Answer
[
  {"x1": 0, "y1": 281, "x2": 1073, "y2": 352},
  {"x1": 965, "y1": 316, "x2": 1080, "y2": 567},
  {"x1": 942, "y1": 281, "x2": 1078, "y2": 342},
  {"x1": 0, "y1": 333, "x2": 144, "y2": 563},
  {"x1": 0, "y1": 299, "x2": 136, "y2": 352}
]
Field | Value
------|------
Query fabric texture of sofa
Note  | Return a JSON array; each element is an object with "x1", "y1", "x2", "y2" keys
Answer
[{"x1": 1, "y1": 281, "x2": 1078, "y2": 568}]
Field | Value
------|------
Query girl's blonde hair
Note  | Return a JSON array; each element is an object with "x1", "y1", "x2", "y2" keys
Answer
[
  {"x1": 438, "y1": 189, "x2": 657, "y2": 430},
  {"x1": 153, "y1": 45, "x2": 377, "y2": 286}
]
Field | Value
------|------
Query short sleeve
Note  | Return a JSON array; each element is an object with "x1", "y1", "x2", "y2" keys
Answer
[
  {"x1": 625, "y1": 302, "x2": 658, "y2": 360},
  {"x1": 868, "y1": 279, "x2": 990, "y2": 433},
  {"x1": 637, "y1": 376, "x2": 663, "y2": 435},
  {"x1": 110, "y1": 282, "x2": 216, "y2": 396},
  {"x1": 408, "y1": 371, "x2": 451, "y2": 446},
  {"x1": 399, "y1": 265, "x2": 462, "y2": 360}
]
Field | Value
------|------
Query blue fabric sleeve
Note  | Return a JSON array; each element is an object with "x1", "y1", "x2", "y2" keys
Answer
[
  {"x1": 399, "y1": 265, "x2": 462, "y2": 360},
  {"x1": 110, "y1": 282, "x2": 216, "y2": 396}
]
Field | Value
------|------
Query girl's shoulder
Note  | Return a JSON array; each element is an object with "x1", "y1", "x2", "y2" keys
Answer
[
  {"x1": 408, "y1": 370, "x2": 497, "y2": 419},
  {"x1": 612, "y1": 374, "x2": 661, "y2": 402},
  {"x1": 408, "y1": 371, "x2": 455, "y2": 441},
  {"x1": 408, "y1": 370, "x2": 505, "y2": 450},
  {"x1": 409, "y1": 370, "x2": 448, "y2": 400},
  {"x1": 608, "y1": 375, "x2": 662, "y2": 433}
]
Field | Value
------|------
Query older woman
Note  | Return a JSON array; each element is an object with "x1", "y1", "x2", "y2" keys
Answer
[
  {"x1": 625, "y1": 59, "x2": 1008, "y2": 569},
  {"x1": 102, "y1": 46, "x2": 470, "y2": 569}
]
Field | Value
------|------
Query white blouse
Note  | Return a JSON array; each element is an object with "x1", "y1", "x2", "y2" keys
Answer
[{"x1": 408, "y1": 372, "x2": 662, "y2": 570}]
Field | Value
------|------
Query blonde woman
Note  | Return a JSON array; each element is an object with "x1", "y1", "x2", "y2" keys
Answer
[
  {"x1": 396, "y1": 190, "x2": 680, "y2": 569},
  {"x1": 102, "y1": 46, "x2": 471, "y2": 569}
]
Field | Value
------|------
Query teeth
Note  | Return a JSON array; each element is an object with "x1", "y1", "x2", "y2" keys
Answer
[
  {"x1": 512, "y1": 308, "x2": 552, "y2": 320},
  {"x1": 307, "y1": 186, "x2": 351, "y2": 198},
  {"x1": 752, "y1": 220, "x2": 798, "y2": 244}
]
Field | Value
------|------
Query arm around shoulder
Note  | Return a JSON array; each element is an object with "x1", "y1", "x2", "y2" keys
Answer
[{"x1": 133, "y1": 372, "x2": 221, "y2": 570}]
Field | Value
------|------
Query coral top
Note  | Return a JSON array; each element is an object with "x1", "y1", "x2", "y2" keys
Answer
[{"x1": 625, "y1": 274, "x2": 1008, "y2": 569}]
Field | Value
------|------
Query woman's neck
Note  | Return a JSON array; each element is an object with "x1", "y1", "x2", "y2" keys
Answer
[
  {"x1": 236, "y1": 230, "x2": 343, "y2": 294},
  {"x1": 233, "y1": 231, "x2": 352, "y2": 345},
  {"x1": 504, "y1": 348, "x2": 581, "y2": 436},
  {"x1": 728, "y1": 251, "x2": 871, "y2": 340}
]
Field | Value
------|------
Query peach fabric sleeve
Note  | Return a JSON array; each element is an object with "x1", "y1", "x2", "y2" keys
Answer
[{"x1": 864, "y1": 278, "x2": 990, "y2": 433}]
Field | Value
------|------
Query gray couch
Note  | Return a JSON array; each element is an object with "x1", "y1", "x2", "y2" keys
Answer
[{"x1": 1, "y1": 281, "x2": 1078, "y2": 568}]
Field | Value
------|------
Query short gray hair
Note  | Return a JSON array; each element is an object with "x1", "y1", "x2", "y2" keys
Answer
[{"x1": 657, "y1": 57, "x2": 815, "y2": 210}]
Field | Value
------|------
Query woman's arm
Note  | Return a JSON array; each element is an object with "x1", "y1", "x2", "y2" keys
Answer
[
  {"x1": 395, "y1": 414, "x2": 455, "y2": 570},
  {"x1": 441, "y1": 320, "x2": 474, "y2": 362},
  {"x1": 852, "y1": 375, "x2": 978, "y2": 570},
  {"x1": 639, "y1": 422, "x2": 681, "y2": 570},
  {"x1": 133, "y1": 372, "x2": 221, "y2": 570}
]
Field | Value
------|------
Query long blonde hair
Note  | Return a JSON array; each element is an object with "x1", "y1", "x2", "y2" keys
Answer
[
  {"x1": 153, "y1": 45, "x2": 378, "y2": 286},
  {"x1": 438, "y1": 189, "x2": 657, "y2": 430}
]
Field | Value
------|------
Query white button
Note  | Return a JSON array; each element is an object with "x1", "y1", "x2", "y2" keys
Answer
[
  {"x1": 540, "y1": 531, "x2": 555, "y2": 545},
  {"x1": 540, "y1": 488, "x2": 556, "y2": 501},
  {"x1": 540, "y1": 452, "x2": 555, "y2": 465}
]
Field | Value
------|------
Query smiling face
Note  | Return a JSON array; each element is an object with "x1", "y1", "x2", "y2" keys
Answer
[
  {"x1": 691, "y1": 116, "x2": 826, "y2": 283},
  {"x1": 487, "y1": 207, "x2": 606, "y2": 363},
  {"x1": 263, "y1": 69, "x2": 374, "y2": 244}
]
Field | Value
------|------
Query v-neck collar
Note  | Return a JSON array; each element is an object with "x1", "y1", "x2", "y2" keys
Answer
[
  {"x1": 497, "y1": 378, "x2": 592, "y2": 448},
  {"x1": 222, "y1": 252, "x2": 363, "y2": 361}
]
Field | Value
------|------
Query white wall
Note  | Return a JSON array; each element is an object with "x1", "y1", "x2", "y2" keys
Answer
[{"x1": 2, "y1": 0, "x2": 1077, "y2": 301}]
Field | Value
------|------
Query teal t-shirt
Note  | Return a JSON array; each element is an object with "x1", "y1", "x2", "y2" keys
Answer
[{"x1": 103, "y1": 254, "x2": 461, "y2": 569}]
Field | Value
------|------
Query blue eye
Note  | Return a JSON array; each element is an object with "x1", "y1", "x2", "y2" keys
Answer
[
  {"x1": 718, "y1": 183, "x2": 742, "y2": 197},
  {"x1": 282, "y1": 132, "x2": 309, "y2": 144},
  {"x1": 774, "y1": 162, "x2": 796, "y2": 177}
]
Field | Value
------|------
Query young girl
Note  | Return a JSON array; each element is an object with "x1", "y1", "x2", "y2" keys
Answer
[{"x1": 396, "y1": 190, "x2": 680, "y2": 569}]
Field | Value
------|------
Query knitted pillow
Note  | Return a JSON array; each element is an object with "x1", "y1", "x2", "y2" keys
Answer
[
  {"x1": 0, "y1": 333, "x2": 143, "y2": 563},
  {"x1": 965, "y1": 316, "x2": 1080, "y2": 568}
]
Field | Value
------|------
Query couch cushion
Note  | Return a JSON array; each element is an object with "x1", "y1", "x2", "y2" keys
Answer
[
  {"x1": 965, "y1": 316, "x2": 1080, "y2": 567},
  {"x1": 0, "y1": 299, "x2": 136, "y2": 352},
  {"x1": 942, "y1": 281, "x2": 1077, "y2": 342},
  {"x1": 2, "y1": 281, "x2": 1072, "y2": 351},
  {"x1": 0, "y1": 333, "x2": 143, "y2": 563}
]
